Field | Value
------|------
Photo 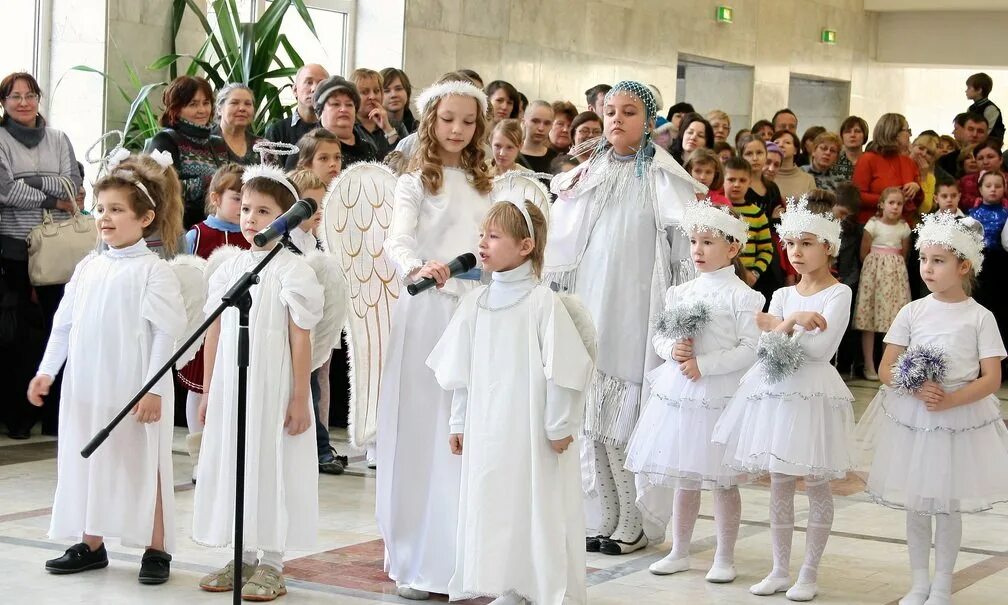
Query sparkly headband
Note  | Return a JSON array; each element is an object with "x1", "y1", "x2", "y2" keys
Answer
[
  {"x1": 414, "y1": 81, "x2": 488, "y2": 116},
  {"x1": 776, "y1": 195, "x2": 842, "y2": 256},
  {"x1": 680, "y1": 198, "x2": 750, "y2": 246},
  {"x1": 243, "y1": 141, "x2": 302, "y2": 203},
  {"x1": 915, "y1": 211, "x2": 985, "y2": 273},
  {"x1": 605, "y1": 80, "x2": 658, "y2": 123}
]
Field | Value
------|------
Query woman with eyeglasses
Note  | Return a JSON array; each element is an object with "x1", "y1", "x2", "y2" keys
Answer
[
  {"x1": 0, "y1": 71, "x2": 83, "y2": 440},
  {"x1": 852, "y1": 113, "x2": 921, "y2": 224},
  {"x1": 568, "y1": 111, "x2": 603, "y2": 163}
]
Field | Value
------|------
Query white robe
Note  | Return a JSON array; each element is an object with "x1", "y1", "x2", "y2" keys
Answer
[
  {"x1": 193, "y1": 247, "x2": 323, "y2": 553},
  {"x1": 376, "y1": 169, "x2": 491, "y2": 592},
  {"x1": 426, "y1": 263, "x2": 593, "y2": 604},
  {"x1": 40, "y1": 241, "x2": 186, "y2": 551}
]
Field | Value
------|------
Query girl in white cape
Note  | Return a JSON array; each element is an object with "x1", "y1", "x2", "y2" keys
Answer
[
  {"x1": 428, "y1": 200, "x2": 593, "y2": 605},
  {"x1": 28, "y1": 152, "x2": 187, "y2": 585},
  {"x1": 376, "y1": 74, "x2": 494, "y2": 600},
  {"x1": 194, "y1": 165, "x2": 323, "y2": 601},
  {"x1": 544, "y1": 80, "x2": 706, "y2": 555},
  {"x1": 624, "y1": 199, "x2": 763, "y2": 583}
]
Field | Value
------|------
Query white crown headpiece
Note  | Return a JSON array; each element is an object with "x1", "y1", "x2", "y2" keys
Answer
[
  {"x1": 679, "y1": 198, "x2": 750, "y2": 246},
  {"x1": 776, "y1": 195, "x2": 842, "y2": 256},
  {"x1": 414, "y1": 81, "x2": 488, "y2": 117},
  {"x1": 915, "y1": 210, "x2": 985, "y2": 273}
]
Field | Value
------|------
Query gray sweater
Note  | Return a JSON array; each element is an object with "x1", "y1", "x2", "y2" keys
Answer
[{"x1": 0, "y1": 125, "x2": 81, "y2": 257}]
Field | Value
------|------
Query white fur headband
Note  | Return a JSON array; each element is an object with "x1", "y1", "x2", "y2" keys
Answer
[
  {"x1": 916, "y1": 211, "x2": 985, "y2": 273},
  {"x1": 243, "y1": 163, "x2": 300, "y2": 204},
  {"x1": 777, "y1": 195, "x2": 842, "y2": 256},
  {"x1": 680, "y1": 198, "x2": 750, "y2": 246},
  {"x1": 414, "y1": 81, "x2": 488, "y2": 117}
]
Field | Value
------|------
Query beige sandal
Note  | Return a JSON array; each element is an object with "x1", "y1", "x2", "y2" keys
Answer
[
  {"x1": 241, "y1": 565, "x2": 287, "y2": 601},
  {"x1": 199, "y1": 559, "x2": 258, "y2": 592}
]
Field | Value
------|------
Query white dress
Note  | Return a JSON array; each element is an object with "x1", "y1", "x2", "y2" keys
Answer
[
  {"x1": 858, "y1": 296, "x2": 1008, "y2": 514},
  {"x1": 625, "y1": 266, "x2": 763, "y2": 520},
  {"x1": 193, "y1": 247, "x2": 323, "y2": 553},
  {"x1": 376, "y1": 168, "x2": 492, "y2": 592},
  {"x1": 427, "y1": 262, "x2": 592, "y2": 605},
  {"x1": 712, "y1": 283, "x2": 855, "y2": 479},
  {"x1": 40, "y1": 241, "x2": 186, "y2": 551}
]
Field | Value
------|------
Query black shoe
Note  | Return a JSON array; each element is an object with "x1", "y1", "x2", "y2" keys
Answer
[
  {"x1": 7, "y1": 428, "x2": 30, "y2": 440},
  {"x1": 319, "y1": 446, "x2": 347, "y2": 475},
  {"x1": 586, "y1": 535, "x2": 603, "y2": 552},
  {"x1": 45, "y1": 542, "x2": 109, "y2": 574},
  {"x1": 139, "y1": 548, "x2": 171, "y2": 584},
  {"x1": 599, "y1": 531, "x2": 647, "y2": 555}
]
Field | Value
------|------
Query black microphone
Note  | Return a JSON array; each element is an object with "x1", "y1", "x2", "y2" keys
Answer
[
  {"x1": 407, "y1": 253, "x2": 478, "y2": 296},
  {"x1": 253, "y1": 198, "x2": 318, "y2": 247}
]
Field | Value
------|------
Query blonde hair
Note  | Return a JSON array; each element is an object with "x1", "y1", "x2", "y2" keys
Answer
[
  {"x1": 872, "y1": 113, "x2": 908, "y2": 156},
  {"x1": 94, "y1": 154, "x2": 184, "y2": 256},
  {"x1": 205, "y1": 163, "x2": 245, "y2": 214},
  {"x1": 706, "y1": 109, "x2": 730, "y2": 126},
  {"x1": 287, "y1": 169, "x2": 327, "y2": 198},
  {"x1": 407, "y1": 72, "x2": 492, "y2": 195},
  {"x1": 481, "y1": 201, "x2": 548, "y2": 277},
  {"x1": 812, "y1": 131, "x2": 842, "y2": 150},
  {"x1": 349, "y1": 68, "x2": 382, "y2": 89},
  {"x1": 491, "y1": 118, "x2": 524, "y2": 149}
]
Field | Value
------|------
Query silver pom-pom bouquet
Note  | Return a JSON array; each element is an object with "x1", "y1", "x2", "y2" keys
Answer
[
  {"x1": 654, "y1": 300, "x2": 712, "y2": 340},
  {"x1": 891, "y1": 344, "x2": 948, "y2": 394},
  {"x1": 757, "y1": 331, "x2": 805, "y2": 384}
]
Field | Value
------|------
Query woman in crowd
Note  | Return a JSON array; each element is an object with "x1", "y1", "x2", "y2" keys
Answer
[
  {"x1": 852, "y1": 113, "x2": 920, "y2": 224},
  {"x1": 549, "y1": 101, "x2": 578, "y2": 153},
  {"x1": 706, "y1": 109, "x2": 731, "y2": 145},
  {"x1": 212, "y1": 83, "x2": 260, "y2": 165},
  {"x1": 484, "y1": 80, "x2": 520, "y2": 129},
  {"x1": 832, "y1": 115, "x2": 869, "y2": 181},
  {"x1": 909, "y1": 133, "x2": 941, "y2": 214},
  {"x1": 147, "y1": 76, "x2": 228, "y2": 229},
  {"x1": 796, "y1": 125, "x2": 825, "y2": 167},
  {"x1": 569, "y1": 111, "x2": 603, "y2": 163},
  {"x1": 0, "y1": 71, "x2": 82, "y2": 439},
  {"x1": 772, "y1": 130, "x2": 816, "y2": 201},
  {"x1": 670, "y1": 112, "x2": 714, "y2": 166},
  {"x1": 381, "y1": 67, "x2": 418, "y2": 134}
]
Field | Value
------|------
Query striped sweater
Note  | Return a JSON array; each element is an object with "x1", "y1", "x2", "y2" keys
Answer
[{"x1": 731, "y1": 198, "x2": 773, "y2": 274}]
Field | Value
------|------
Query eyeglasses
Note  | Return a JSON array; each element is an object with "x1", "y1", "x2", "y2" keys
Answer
[
  {"x1": 6, "y1": 93, "x2": 39, "y2": 104},
  {"x1": 575, "y1": 127, "x2": 603, "y2": 138}
]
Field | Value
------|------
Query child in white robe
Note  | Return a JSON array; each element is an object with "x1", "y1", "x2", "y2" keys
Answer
[
  {"x1": 193, "y1": 164, "x2": 323, "y2": 601},
  {"x1": 28, "y1": 153, "x2": 187, "y2": 584},
  {"x1": 428, "y1": 200, "x2": 593, "y2": 605}
]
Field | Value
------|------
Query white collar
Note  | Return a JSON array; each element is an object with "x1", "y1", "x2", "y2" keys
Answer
[
  {"x1": 105, "y1": 239, "x2": 151, "y2": 259},
  {"x1": 491, "y1": 261, "x2": 534, "y2": 284}
]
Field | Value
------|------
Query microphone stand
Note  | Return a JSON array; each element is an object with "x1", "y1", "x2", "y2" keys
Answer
[{"x1": 82, "y1": 234, "x2": 290, "y2": 605}]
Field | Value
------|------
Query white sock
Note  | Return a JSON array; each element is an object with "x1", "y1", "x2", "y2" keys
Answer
[
  {"x1": 900, "y1": 513, "x2": 932, "y2": 605},
  {"x1": 241, "y1": 550, "x2": 258, "y2": 566},
  {"x1": 606, "y1": 444, "x2": 643, "y2": 542},
  {"x1": 669, "y1": 488, "x2": 701, "y2": 559},
  {"x1": 713, "y1": 486, "x2": 742, "y2": 566},
  {"x1": 768, "y1": 473, "x2": 797, "y2": 579},
  {"x1": 260, "y1": 550, "x2": 284, "y2": 572},
  {"x1": 186, "y1": 391, "x2": 204, "y2": 433},
  {"x1": 593, "y1": 441, "x2": 619, "y2": 537},
  {"x1": 797, "y1": 477, "x2": 834, "y2": 585}
]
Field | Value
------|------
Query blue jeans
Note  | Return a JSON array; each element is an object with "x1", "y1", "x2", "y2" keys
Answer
[{"x1": 310, "y1": 368, "x2": 328, "y2": 459}]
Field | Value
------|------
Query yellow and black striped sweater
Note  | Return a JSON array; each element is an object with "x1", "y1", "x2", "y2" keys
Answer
[{"x1": 731, "y1": 199, "x2": 773, "y2": 275}]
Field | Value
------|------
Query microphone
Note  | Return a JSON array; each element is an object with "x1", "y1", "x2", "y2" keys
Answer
[
  {"x1": 407, "y1": 253, "x2": 478, "y2": 296},
  {"x1": 253, "y1": 198, "x2": 318, "y2": 247}
]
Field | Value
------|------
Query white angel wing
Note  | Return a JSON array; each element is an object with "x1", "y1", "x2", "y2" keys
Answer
[
  {"x1": 557, "y1": 292, "x2": 597, "y2": 363},
  {"x1": 321, "y1": 162, "x2": 401, "y2": 447},
  {"x1": 169, "y1": 255, "x2": 209, "y2": 367},
  {"x1": 303, "y1": 250, "x2": 348, "y2": 371},
  {"x1": 491, "y1": 171, "x2": 552, "y2": 221}
]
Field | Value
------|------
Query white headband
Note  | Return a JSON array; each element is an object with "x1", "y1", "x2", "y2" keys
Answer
[
  {"x1": 777, "y1": 195, "x2": 842, "y2": 256},
  {"x1": 916, "y1": 211, "x2": 985, "y2": 273},
  {"x1": 242, "y1": 163, "x2": 301, "y2": 204},
  {"x1": 504, "y1": 199, "x2": 535, "y2": 240},
  {"x1": 414, "y1": 81, "x2": 488, "y2": 117},
  {"x1": 680, "y1": 198, "x2": 750, "y2": 246},
  {"x1": 104, "y1": 146, "x2": 173, "y2": 209}
]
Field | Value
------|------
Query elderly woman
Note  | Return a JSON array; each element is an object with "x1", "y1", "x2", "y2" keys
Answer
[
  {"x1": 147, "y1": 76, "x2": 228, "y2": 229},
  {"x1": 212, "y1": 82, "x2": 260, "y2": 165},
  {"x1": 0, "y1": 72, "x2": 82, "y2": 439},
  {"x1": 569, "y1": 111, "x2": 603, "y2": 163},
  {"x1": 852, "y1": 113, "x2": 920, "y2": 223}
]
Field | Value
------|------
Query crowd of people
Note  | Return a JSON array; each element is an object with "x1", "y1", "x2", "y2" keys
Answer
[{"x1": 2, "y1": 62, "x2": 1007, "y2": 605}]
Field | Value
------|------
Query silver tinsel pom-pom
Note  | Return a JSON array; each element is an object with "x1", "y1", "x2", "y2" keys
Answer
[
  {"x1": 757, "y1": 331, "x2": 805, "y2": 384},
  {"x1": 653, "y1": 300, "x2": 712, "y2": 340},
  {"x1": 891, "y1": 344, "x2": 948, "y2": 394}
]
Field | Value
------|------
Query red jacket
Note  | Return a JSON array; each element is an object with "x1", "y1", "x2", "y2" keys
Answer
[{"x1": 852, "y1": 151, "x2": 920, "y2": 224}]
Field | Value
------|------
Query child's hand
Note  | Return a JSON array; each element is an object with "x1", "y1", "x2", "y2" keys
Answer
[
  {"x1": 198, "y1": 392, "x2": 209, "y2": 425},
  {"x1": 671, "y1": 338, "x2": 694, "y2": 362},
  {"x1": 550, "y1": 435, "x2": 574, "y2": 454},
  {"x1": 679, "y1": 358, "x2": 701, "y2": 381},
  {"x1": 916, "y1": 380, "x2": 946, "y2": 409},
  {"x1": 416, "y1": 261, "x2": 451, "y2": 288},
  {"x1": 449, "y1": 433, "x2": 464, "y2": 455},
  {"x1": 745, "y1": 270, "x2": 759, "y2": 287},
  {"x1": 790, "y1": 311, "x2": 828, "y2": 332},
  {"x1": 27, "y1": 374, "x2": 53, "y2": 407},
  {"x1": 756, "y1": 312, "x2": 780, "y2": 332},
  {"x1": 132, "y1": 393, "x2": 162, "y2": 423},
  {"x1": 284, "y1": 398, "x2": 312, "y2": 436}
]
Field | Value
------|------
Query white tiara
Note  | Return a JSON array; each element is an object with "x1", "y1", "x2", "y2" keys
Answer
[
  {"x1": 915, "y1": 211, "x2": 985, "y2": 273},
  {"x1": 242, "y1": 163, "x2": 300, "y2": 203},
  {"x1": 414, "y1": 81, "x2": 488, "y2": 117},
  {"x1": 679, "y1": 198, "x2": 750, "y2": 246},
  {"x1": 777, "y1": 195, "x2": 842, "y2": 256}
]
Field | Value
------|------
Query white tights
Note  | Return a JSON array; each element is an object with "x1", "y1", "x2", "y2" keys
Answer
[
  {"x1": 767, "y1": 474, "x2": 834, "y2": 584},
  {"x1": 243, "y1": 549, "x2": 284, "y2": 572},
  {"x1": 593, "y1": 441, "x2": 642, "y2": 542},
  {"x1": 668, "y1": 486, "x2": 741, "y2": 566},
  {"x1": 186, "y1": 391, "x2": 204, "y2": 433},
  {"x1": 903, "y1": 512, "x2": 961, "y2": 605}
]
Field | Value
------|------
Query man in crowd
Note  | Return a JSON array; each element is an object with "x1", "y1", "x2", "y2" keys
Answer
[{"x1": 265, "y1": 63, "x2": 328, "y2": 146}]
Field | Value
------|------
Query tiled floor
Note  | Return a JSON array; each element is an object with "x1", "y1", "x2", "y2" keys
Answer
[{"x1": 1, "y1": 378, "x2": 1006, "y2": 604}]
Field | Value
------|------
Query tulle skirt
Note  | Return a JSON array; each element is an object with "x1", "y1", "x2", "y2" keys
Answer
[
  {"x1": 857, "y1": 386, "x2": 1008, "y2": 514},
  {"x1": 712, "y1": 361, "x2": 855, "y2": 479}
]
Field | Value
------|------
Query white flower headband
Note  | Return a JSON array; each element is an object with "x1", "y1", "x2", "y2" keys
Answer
[
  {"x1": 414, "y1": 81, "x2": 488, "y2": 117},
  {"x1": 680, "y1": 198, "x2": 750, "y2": 246},
  {"x1": 87, "y1": 131, "x2": 173, "y2": 208},
  {"x1": 243, "y1": 141, "x2": 302, "y2": 203},
  {"x1": 777, "y1": 195, "x2": 842, "y2": 256},
  {"x1": 916, "y1": 211, "x2": 985, "y2": 273}
]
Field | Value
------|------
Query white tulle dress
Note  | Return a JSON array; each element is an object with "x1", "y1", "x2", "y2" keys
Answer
[
  {"x1": 857, "y1": 295, "x2": 1008, "y2": 514},
  {"x1": 712, "y1": 283, "x2": 855, "y2": 479}
]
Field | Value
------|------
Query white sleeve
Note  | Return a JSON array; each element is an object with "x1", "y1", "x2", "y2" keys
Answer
[
  {"x1": 146, "y1": 327, "x2": 177, "y2": 399},
  {"x1": 37, "y1": 253, "x2": 95, "y2": 376},
  {"x1": 1000, "y1": 219, "x2": 1008, "y2": 251},
  {"x1": 695, "y1": 289, "x2": 764, "y2": 376},
  {"x1": 651, "y1": 285, "x2": 678, "y2": 361},
  {"x1": 767, "y1": 287, "x2": 786, "y2": 320},
  {"x1": 383, "y1": 173, "x2": 426, "y2": 278},
  {"x1": 449, "y1": 388, "x2": 468, "y2": 434},
  {"x1": 544, "y1": 382, "x2": 580, "y2": 441},
  {"x1": 883, "y1": 302, "x2": 913, "y2": 347},
  {"x1": 977, "y1": 308, "x2": 1008, "y2": 360},
  {"x1": 798, "y1": 285, "x2": 853, "y2": 361}
]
